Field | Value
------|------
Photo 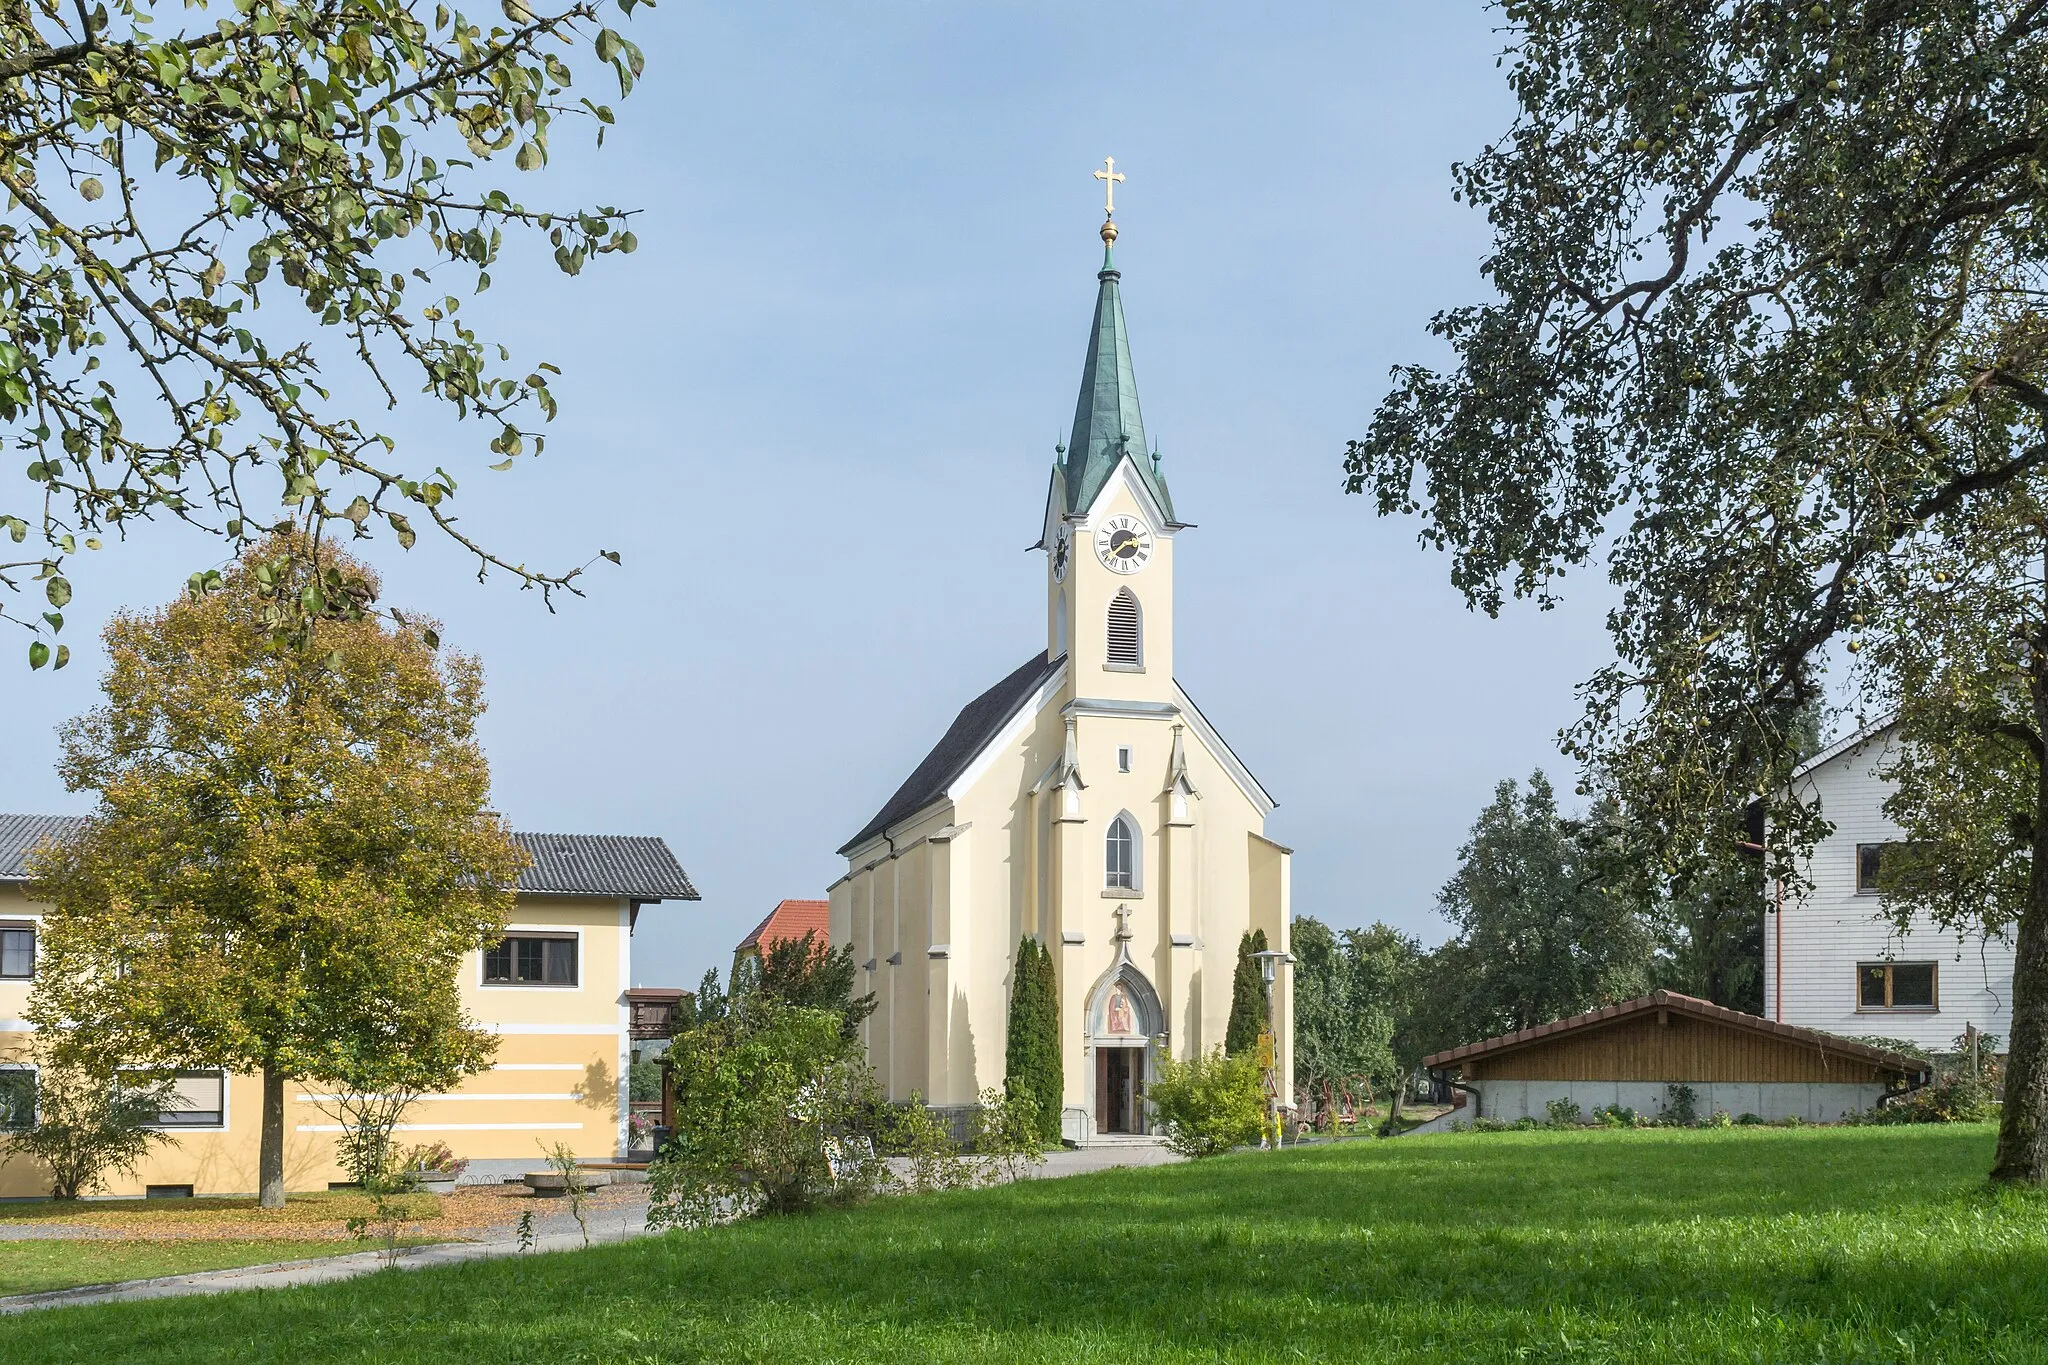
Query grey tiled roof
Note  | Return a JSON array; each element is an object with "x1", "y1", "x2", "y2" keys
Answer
[
  {"x1": 512, "y1": 832, "x2": 698, "y2": 900},
  {"x1": 0, "y1": 813, "x2": 81, "y2": 881},
  {"x1": 839, "y1": 651, "x2": 1063, "y2": 855},
  {"x1": 0, "y1": 814, "x2": 697, "y2": 901}
]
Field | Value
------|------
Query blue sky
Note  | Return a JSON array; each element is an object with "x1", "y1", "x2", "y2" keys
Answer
[{"x1": 0, "y1": 1, "x2": 1619, "y2": 988}]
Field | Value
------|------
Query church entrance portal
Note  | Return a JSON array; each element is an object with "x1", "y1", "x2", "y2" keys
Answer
[{"x1": 1097, "y1": 1046, "x2": 1144, "y2": 1134}]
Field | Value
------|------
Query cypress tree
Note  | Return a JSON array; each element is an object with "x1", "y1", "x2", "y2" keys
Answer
[
  {"x1": 1031, "y1": 939, "x2": 1062, "y2": 1143},
  {"x1": 1005, "y1": 938, "x2": 1063, "y2": 1144},
  {"x1": 1225, "y1": 928, "x2": 1271, "y2": 1056}
]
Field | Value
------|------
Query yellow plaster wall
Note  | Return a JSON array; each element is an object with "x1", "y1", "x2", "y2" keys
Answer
[{"x1": 0, "y1": 888, "x2": 631, "y2": 1198}]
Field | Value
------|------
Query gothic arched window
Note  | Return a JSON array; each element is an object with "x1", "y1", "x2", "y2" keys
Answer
[
  {"x1": 1106, "y1": 811, "x2": 1138, "y2": 890},
  {"x1": 1107, "y1": 587, "x2": 1142, "y2": 667}
]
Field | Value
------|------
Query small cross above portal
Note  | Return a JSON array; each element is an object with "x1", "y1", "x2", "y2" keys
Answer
[
  {"x1": 1112, "y1": 901, "x2": 1133, "y2": 942},
  {"x1": 1094, "y1": 157, "x2": 1125, "y2": 218}
]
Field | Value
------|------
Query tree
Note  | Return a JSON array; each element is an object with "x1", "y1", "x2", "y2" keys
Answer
[
  {"x1": 0, "y1": 0, "x2": 647, "y2": 656},
  {"x1": 1343, "y1": 1, "x2": 2048, "y2": 1178},
  {"x1": 1003, "y1": 936, "x2": 1060, "y2": 1145},
  {"x1": 1224, "y1": 928, "x2": 1270, "y2": 1057},
  {"x1": 26, "y1": 535, "x2": 524, "y2": 1206},
  {"x1": 0, "y1": 1058, "x2": 176, "y2": 1198},
  {"x1": 752, "y1": 930, "x2": 876, "y2": 1039},
  {"x1": 1428, "y1": 774, "x2": 1653, "y2": 1045},
  {"x1": 1291, "y1": 916, "x2": 1416, "y2": 1115}
]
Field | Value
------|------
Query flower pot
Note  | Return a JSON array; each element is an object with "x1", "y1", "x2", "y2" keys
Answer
[{"x1": 408, "y1": 1172, "x2": 458, "y2": 1195}]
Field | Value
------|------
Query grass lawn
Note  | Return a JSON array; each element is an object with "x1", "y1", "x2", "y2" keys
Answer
[
  {"x1": 0, "y1": 1191, "x2": 450, "y2": 1296},
  {"x1": 0, "y1": 1237, "x2": 402, "y2": 1298},
  {"x1": 8, "y1": 1124, "x2": 2048, "y2": 1362}
]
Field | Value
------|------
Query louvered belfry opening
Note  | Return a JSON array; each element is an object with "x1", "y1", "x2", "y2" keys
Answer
[{"x1": 1107, "y1": 587, "x2": 1142, "y2": 666}]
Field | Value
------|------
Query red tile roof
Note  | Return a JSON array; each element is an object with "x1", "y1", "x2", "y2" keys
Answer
[
  {"x1": 735, "y1": 899, "x2": 831, "y2": 957},
  {"x1": 1421, "y1": 989, "x2": 1931, "y2": 1076}
]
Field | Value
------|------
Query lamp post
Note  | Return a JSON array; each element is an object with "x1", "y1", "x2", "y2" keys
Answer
[{"x1": 1252, "y1": 948, "x2": 1293, "y2": 1147}]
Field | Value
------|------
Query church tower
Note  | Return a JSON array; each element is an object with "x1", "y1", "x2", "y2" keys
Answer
[
  {"x1": 830, "y1": 166, "x2": 1292, "y2": 1142},
  {"x1": 1042, "y1": 173, "x2": 1187, "y2": 711}
]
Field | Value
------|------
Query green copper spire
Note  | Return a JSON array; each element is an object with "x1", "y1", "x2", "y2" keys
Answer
[{"x1": 1059, "y1": 222, "x2": 1176, "y2": 522}]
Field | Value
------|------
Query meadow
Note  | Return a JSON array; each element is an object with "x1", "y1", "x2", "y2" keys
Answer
[{"x1": 6, "y1": 1124, "x2": 2044, "y2": 1362}]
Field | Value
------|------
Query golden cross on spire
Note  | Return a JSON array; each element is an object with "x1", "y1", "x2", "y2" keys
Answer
[{"x1": 1093, "y1": 156, "x2": 1125, "y2": 217}]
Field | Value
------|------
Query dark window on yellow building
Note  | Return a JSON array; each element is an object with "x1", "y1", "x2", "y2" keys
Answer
[{"x1": 485, "y1": 935, "x2": 578, "y2": 986}]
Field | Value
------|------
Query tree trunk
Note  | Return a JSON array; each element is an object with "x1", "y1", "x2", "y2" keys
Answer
[
  {"x1": 259, "y1": 1064, "x2": 286, "y2": 1209},
  {"x1": 1994, "y1": 636, "x2": 2048, "y2": 1184}
]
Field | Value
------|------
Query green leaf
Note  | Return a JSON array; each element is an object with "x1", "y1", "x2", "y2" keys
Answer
[
  {"x1": 595, "y1": 28, "x2": 623, "y2": 62},
  {"x1": 601, "y1": 549, "x2": 621, "y2": 565},
  {"x1": 28, "y1": 641, "x2": 48, "y2": 670},
  {"x1": 46, "y1": 577, "x2": 72, "y2": 609},
  {"x1": 53, "y1": 645, "x2": 69, "y2": 670},
  {"x1": 41, "y1": 612, "x2": 62, "y2": 633},
  {"x1": 79, "y1": 177, "x2": 104, "y2": 202}
]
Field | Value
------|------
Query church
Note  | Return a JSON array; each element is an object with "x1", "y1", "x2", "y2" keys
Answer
[{"x1": 828, "y1": 177, "x2": 1294, "y2": 1143}]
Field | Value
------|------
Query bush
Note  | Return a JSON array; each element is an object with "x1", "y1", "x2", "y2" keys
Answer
[
  {"x1": 1736, "y1": 1112, "x2": 1765, "y2": 1125},
  {"x1": 1147, "y1": 1046, "x2": 1266, "y2": 1158},
  {"x1": 0, "y1": 1061, "x2": 178, "y2": 1199},
  {"x1": 648, "y1": 1001, "x2": 1042, "y2": 1229},
  {"x1": 1705, "y1": 1107, "x2": 1733, "y2": 1128},
  {"x1": 1543, "y1": 1097, "x2": 1583, "y2": 1129},
  {"x1": 1594, "y1": 1104, "x2": 1642, "y2": 1128},
  {"x1": 1661, "y1": 1084, "x2": 1700, "y2": 1126},
  {"x1": 1852, "y1": 1071, "x2": 1996, "y2": 1125}
]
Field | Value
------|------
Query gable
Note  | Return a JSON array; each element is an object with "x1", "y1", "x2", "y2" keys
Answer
[{"x1": 838, "y1": 652, "x2": 1067, "y2": 856}]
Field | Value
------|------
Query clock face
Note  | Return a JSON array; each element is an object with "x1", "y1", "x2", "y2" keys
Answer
[
  {"x1": 1051, "y1": 526, "x2": 1072, "y2": 583},
  {"x1": 1094, "y1": 515, "x2": 1154, "y2": 574}
]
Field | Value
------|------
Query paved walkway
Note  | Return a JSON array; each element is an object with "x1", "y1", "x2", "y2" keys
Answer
[{"x1": 0, "y1": 1141, "x2": 1181, "y2": 1315}]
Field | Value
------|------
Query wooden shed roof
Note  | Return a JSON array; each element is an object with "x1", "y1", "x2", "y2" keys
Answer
[{"x1": 1422, "y1": 989, "x2": 1929, "y2": 1078}]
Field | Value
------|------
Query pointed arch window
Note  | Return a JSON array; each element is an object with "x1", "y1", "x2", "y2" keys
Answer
[
  {"x1": 1106, "y1": 587, "x2": 1143, "y2": 668},
  {"x1": 1106, "y1": 811, "x2": 1140, "y2": 890}
]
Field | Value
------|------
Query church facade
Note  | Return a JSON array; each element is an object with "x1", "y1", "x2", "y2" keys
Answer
[{"x1": 829, "y1": 207, "x2": 1293, "y2": 1142}]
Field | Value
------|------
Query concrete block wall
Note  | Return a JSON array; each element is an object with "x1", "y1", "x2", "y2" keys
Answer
[{"x1": 1476, "y1": 1078, "x2": 1884, "y2": 1125}]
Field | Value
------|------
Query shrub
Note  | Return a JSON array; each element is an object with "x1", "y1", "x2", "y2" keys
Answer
[
  {"x1": 1543, "y1": 1098, "x2": 1583, "y2": 1129},
  {"x1": 0, "y1": 1061, "x2": 178, "y2": 1199},
  {"x1": 1148, "y1": 1046, "x2": 1266, "y2": 1158},
  {"x1": 1853, "y1": 1071, "x2": 1996, "y2": 1125},
  {"x1": 1661, "y1": 1084, "x2": 1700, "y2": 1126},
  {"x1": 649, "y1": 1001, "x2": 1039, "y2": 1229},
  {"x1": 1736, "y1": 1112, "x2": 1765, "y2": 1125},
  {"x1": 1594, "y1": 1104, "x2": 1641, "y2": 1128},
  {"x1": 1705, "y1": 1107, "x2": 1733, "y2": 1128}
]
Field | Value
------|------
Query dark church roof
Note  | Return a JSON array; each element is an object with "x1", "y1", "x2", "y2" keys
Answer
[
  {"x1": 839, "y1": 651, "x2": 1063, "y2": 855},
  {"x1": 0, "y1": 813, "x2": 696, "y2": 901}
]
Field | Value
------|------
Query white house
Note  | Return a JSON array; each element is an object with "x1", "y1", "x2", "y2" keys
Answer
[{"x1": 1766, "y1": 721, "x2": 2014, "y2": 1052}]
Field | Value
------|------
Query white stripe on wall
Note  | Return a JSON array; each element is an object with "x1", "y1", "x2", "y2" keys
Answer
[
  {"x1": 295, "y1": 1122, "x2": 585, "y2": 1133},
  {"x1": 295, "y1": 1093, "x2": 579, "y2": 1103},
  {"x1": 483, "y1": 1023, "x2": 623, "y2": 1035}
]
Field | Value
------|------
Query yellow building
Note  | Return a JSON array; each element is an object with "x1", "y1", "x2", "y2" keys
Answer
[
  {"x1": 0, "y1": 817, "x2": 696, "y2": 1196},
  {"x1": 830, "y1": 205, "x2": 1293, "y2": 1142}
]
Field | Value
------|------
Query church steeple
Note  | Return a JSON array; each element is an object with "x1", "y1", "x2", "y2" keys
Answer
[{"x1": 1057, "y1": 166, "x2": 1177, "y2": 524}]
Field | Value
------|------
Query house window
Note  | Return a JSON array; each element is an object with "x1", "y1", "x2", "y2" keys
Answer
[
  {"x1": 0, "y1": 923, "x2": 32, "y2": 979},
  {"x1": 1105, "y1": 812, "x2": 1141, "y2": 891},
  {"x1": 141, "y1": 1070, "x2": 227, "y2": 1128},
  {"x1": 1117, "y1": 746, "x2": 1132, "y2": 773},
  {"x1": 1858, "y1": 962, "x2": 1937, "y2": 1012},
  {"x1": 485, "y1": 935, "x2": 579, "y2": 986},
  {"x1": 0, "y1": 1068, "x2": 34, "y2": 1130},
  {"x1": 1106, "y1": 588, "x2": 1143, "y2": 668},
  {"x1": 1857, "y1": 842, "x2": 1933, "y2": 894}
]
